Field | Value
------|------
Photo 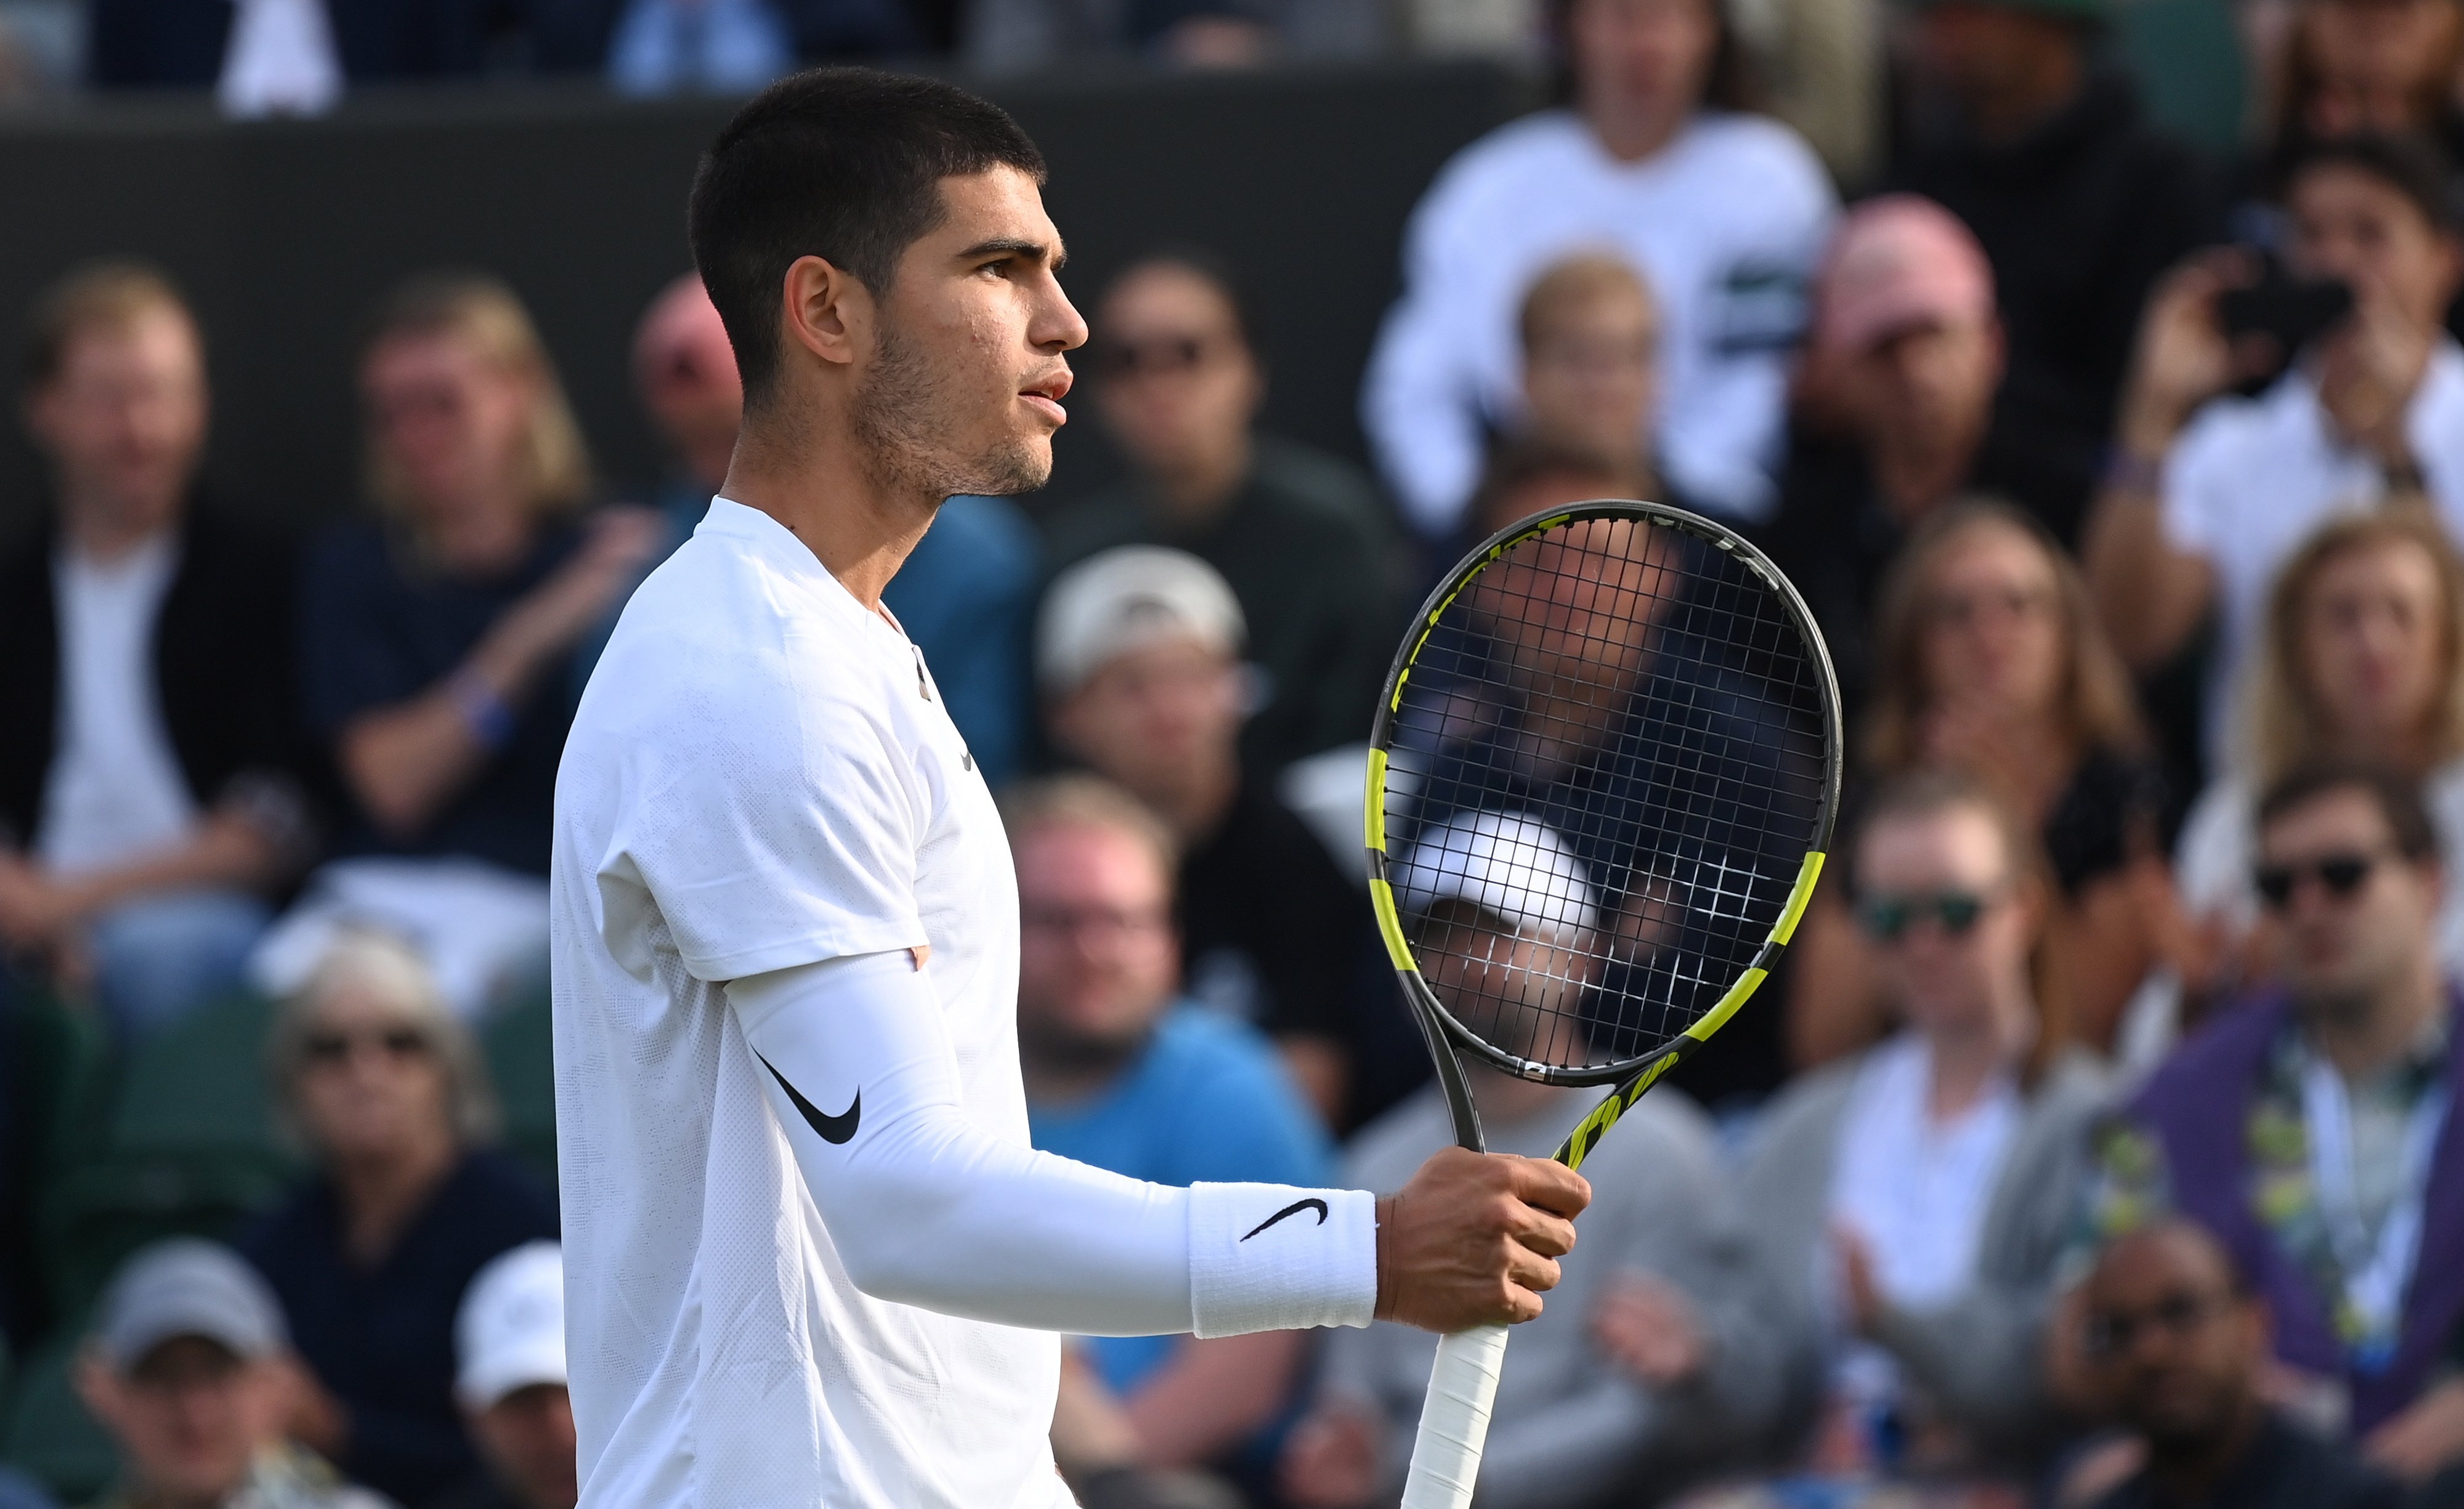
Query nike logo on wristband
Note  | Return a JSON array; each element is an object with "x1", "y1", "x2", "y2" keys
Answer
[
  {"x1": 1240, "y1": 1198, "x2": 1329, "y2": 1240},
  {"x1": 756, "y1": 1053, "x2": 861, "y2": 1144}
]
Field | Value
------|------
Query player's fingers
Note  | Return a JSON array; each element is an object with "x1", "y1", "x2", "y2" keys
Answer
[
  {"x1": 1504, "y1": 1155, "x2": 1592, "y2": 1218},
  {"x1": 1506, "y1": 1244, "x2": 1563, "y2": 1295},
  {"x1": 1504, "y1": 1202, "x2": 1578, "y2": 1259}
]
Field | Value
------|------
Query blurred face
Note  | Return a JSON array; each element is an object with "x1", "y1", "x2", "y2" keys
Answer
[
  {"x1": 1916, "y1": 2, "x2": 2081, "y2": 114},
  {"x1": 1568, "y1": 0, "x2": 1722, "y2": 128},
  {"x1": 1855, "y1": 805, "x2": 2034, "y2": 1041},
  {"x1": 1092, "y1": 263, "x2": 1260, "y2": 483},
  {"x1": 291, "y1": 990, "x2": 455, "y2": 1167},
  {"x1": 1417, "y1": 900, "x2": 1596, "y2": 1063},
  {"x1": 1917, "y1": 522, "x2": 2066, "y2": 717},
  {"x1": 469, "y1": 1384, "x2": 578, "y2": 1509},
  {"x1": 1481, "y1": 516, "x2": 1680, "y2": 707},
  {"x1": 1841, "y1": 315, "x2": 2001, "y2": 459},
  {"x1": 1048, "y1": 636, "x2": 1246, "y2": 806},
  {"x1": 2298, "y1": 540, "x2": 2448, "y2": 753},
  {"x1": 25, "y1": 305, "x2": 208, "y2": 534},
  {"x1": 1521, "y1": 289, "x2": 1660, "y2": 466},
  {"x1": 637, "y1": 320, "x2": 742, "y2": 493},
  {"x1": 362, "y1": 330, "x2": 540, "y2": 526},
  {"x1": 2287, "y1": 164, "x2": 2464, "y2": 333},
  {"x1": 2085, "y1": 1227, "x2": 2266, "y2": 1448},
  {"x1": 78, "y1": 1338, "x2": 290, "y2": 1504},
  {"x1": 2254, "y1": 787, "x2": 2439, "y2": 1015},
  {"x1": 852, "y1": 167, "x2": 1085, "y2": 498},
  {"x1": 1015, "y1": 822, "x2": 1180, "y2": 1069},
  {"x1": 2298, "y1": 0, "x2": 2463, "y2": 133}
]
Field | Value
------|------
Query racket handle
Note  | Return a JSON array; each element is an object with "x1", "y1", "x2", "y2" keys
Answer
[{"x1": 1400, "y1": 1323, "x2": 1509, "y2": 1509}]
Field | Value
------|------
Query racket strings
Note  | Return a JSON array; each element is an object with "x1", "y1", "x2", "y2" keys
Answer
[{"x1": 1387, "y1": 517, "x2": 1828, "y2": 1077}]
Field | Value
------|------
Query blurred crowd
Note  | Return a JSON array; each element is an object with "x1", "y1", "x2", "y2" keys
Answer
[{"x1": 7, "y1": 0, "x2": 2464, "y2": 1506}]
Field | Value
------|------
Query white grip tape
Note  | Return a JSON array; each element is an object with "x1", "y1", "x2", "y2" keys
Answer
[{"x1": 1400, "y1": 1323, "x2": 1509, "y2": 1508}]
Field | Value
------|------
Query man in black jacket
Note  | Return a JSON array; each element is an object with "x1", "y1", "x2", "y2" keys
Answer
[
  {"x1": 0, "y1": 262, "x2": 307, "y2": 1039},
  {"x1": 1889, "y1": 0, "x2": 2223, "y2": 543}
]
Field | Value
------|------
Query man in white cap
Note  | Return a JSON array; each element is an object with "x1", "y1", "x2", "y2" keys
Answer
[
  {"x1": 1279, "y1": 813, "x2": 1788, "y2": 1508},
  {"x1": 1039, "y1": 545, "x2": 1408, "y2": 1130},
  {"x1": 438, "y1": 1242, "x2": 575, "y2": 1509},
  {"x1": 75, "y1": 1239, "x2": 386, "y2": 1509}
]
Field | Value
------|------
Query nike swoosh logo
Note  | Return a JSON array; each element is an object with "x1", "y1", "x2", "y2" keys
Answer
[
  {"x1": 756, "y1": 1053, "x2": 860, "y2": 1144},
  {"x1": 1241, "y1": 1197, "x2": 1329, "y2": 1241}
]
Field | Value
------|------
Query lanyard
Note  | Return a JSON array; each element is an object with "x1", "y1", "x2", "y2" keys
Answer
[{"x1": 2300, "y1": 1054, "x2": 2450, "y2": 1367}]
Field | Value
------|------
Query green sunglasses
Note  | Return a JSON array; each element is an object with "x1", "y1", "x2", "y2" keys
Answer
[{"x1": 1857, "y1": 888, "x2": 2000, "y2": 941}]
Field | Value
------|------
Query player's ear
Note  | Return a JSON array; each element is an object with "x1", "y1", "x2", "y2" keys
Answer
[{"x1": 780, "y1": 254, "x2": 873, "y2": 371}]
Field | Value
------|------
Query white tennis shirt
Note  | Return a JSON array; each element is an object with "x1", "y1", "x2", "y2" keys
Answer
[{"x1": 549, "y1": 498, "x2": 1069, "y2": 1509}]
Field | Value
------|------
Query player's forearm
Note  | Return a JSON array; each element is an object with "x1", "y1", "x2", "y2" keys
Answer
[{"x1": 730, "y1": 953, "x2": 1378, "y2": 1337}]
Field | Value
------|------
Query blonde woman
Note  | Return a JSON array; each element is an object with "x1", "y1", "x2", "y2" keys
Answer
[
  {"x1": 2177, "y1": 509, "x2": 2464, "y2": 977},
  {"x1": 240, "y1": 931, "x2": 556, "y2": 1508},
  {"x1": 270, "y1": 275, "x2": 662, "y2": 1015},
  {"x1": 1789, "y1": 501, "x2": 2184, "y2": 1064}
]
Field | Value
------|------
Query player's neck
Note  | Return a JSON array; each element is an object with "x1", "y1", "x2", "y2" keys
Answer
[{"x1": 719, "y1": 415, "x2": 941, "y2": 610}]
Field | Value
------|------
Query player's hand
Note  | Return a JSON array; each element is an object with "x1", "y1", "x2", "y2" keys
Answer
[{"x1": 1373, "y1": 1146, "x2": 1589, "y2": 1332}]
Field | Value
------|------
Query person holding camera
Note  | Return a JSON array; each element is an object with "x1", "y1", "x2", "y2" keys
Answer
[{"x1": 2082, "y1": 132, "x2": 2464, "y2": 765}]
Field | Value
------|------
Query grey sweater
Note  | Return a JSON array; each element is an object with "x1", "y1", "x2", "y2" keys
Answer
[
  {"x1": 1316, "y1": 1083, "x2": 1794, "y2": 1508},
  {"x1": 1736, "y1": 1043, "x2": 2110, "y2": 1464}
]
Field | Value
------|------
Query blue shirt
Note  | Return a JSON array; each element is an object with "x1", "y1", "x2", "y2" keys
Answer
[{"x1": 1028, "y1": 1008, "x2": 1331, "y2": 1393}]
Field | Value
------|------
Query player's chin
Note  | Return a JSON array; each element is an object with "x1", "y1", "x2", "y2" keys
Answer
[{"x1": 954, "y1": 434, "x2": 1054, "y2": 497}]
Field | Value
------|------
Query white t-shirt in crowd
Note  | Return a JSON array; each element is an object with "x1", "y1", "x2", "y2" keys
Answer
[
  {"x1": 2161, "y1": 341, "x2": 2464, "y2": 762},
  {"x1": 2176, "y1": 764, "x2": 2464, "y2": 977},
  {"x1": 36, "y1": 533, "x2": 199, "y2": 874},
  {"x1": 549, "y1": 498, "x2": 1069, "y2": 1509},
  {"x1": 1361, "y1": 108, "x2": 1836, "y2": 533}
]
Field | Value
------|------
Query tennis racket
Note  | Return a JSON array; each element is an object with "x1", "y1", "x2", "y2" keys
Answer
[{"x1": 1364, "y1": 500, "x2": 1842, "y2": 1509}]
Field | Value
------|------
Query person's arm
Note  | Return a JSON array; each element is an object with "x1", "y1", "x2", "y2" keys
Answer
[
  {"x1": 1360, "y1": 180, "x2": 1492, "y2": 539},
  {"x1": 341, "y1": 508, "x2": 663, "y2": 837},
  {"x1": 1121, "y1": 1330, "x2": 1307, "y2": 1468},
  {"x1": 2080, "y1": 249, "x2": 2257, "y2": 670},
  {"x1": 729, "y1": 950, "x2": 1587, "y2": 1337},
  {"x1": 0, "y1": 811, "x2": 280, "y2": 949}
]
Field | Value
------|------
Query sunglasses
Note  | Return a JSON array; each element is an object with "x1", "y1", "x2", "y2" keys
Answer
[
  {"x1": 1857, "y1": 889, "x2": 1998, "y2": 942},
  {"x1": 301, "y1": 1027, "x2": 430, "y2": 1066},
  {"x1": 2083, "y1": 1290, "x2": 2231, "y2": 1356},
  {"x1": 1093, "y1": 334, "x2": 1218, "y2": 379},
  {"x1": 2253, "y1": 852, "x2": 2380, "y2": 910}
]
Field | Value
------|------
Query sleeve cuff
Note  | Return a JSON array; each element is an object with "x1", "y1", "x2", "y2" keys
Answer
[{"x1": 1187, "y1": 1183, "x2": 1379, "y2": 1338}]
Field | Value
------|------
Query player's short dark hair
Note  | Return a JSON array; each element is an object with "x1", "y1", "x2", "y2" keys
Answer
[
  {"x1": 2277, "y1": 132, "x2": 2462, "y2": 232},
  {"x1": 2256, "y1": 758, "x2": 2439, "y2": 863},
  {"x1": 687, "y1": 67, "x2": 1047, "y2": 408}
]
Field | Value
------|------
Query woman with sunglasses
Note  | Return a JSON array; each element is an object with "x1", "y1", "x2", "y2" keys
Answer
[
  {"x1": 1656, "y1": 771, "x2": 2108, "y2": 1491},
  {"x1": 239, "y1": 931, "x2": 557, "y2": 1509},
  {"x1": 1787, "y1": 501, "x2": 2188, "y2": 1066},
  {"x1": 2179, "y1": 511, "x2": 2464, "y2": 1001}
]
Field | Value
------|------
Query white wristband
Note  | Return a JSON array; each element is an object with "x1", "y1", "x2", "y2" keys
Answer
[{"x1": 1188, "y1": 1183, "x2": 1379, "y2": 1338}]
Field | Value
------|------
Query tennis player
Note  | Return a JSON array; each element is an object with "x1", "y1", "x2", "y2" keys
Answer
[{"x1": 549, "y1": 67, "x2": 1592, "y2": 1508}]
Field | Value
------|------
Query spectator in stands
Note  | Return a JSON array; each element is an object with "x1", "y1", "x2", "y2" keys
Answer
[
  {"x1": 2093, "y1": 763, "x2": 2464, "y2": 1460},
  {"x1": 242, "y1": 930, "x2": 558, "y2": 1508},
  {"x1": 602, "y1": 0, "x2": 915, "y2": 94},
  {"x1": 437, "y1": 1241, "x2": 575, "y2": 1509},
  {"x1": 2083, "y1": 134, "x2": 2464, "y2": 761},
  {"x1": 1509, "y1": 252, "x2": 1667, "y2": 505},
  {"x1": 2259, "y1": 0, "x2": 2464, "y2": 211},
  {"x1": 2072, "y1": 1219, "x2": 2404, "y2": 1509},
  {"x1": 962, "y1": 0, "x2": 1380, "y2": 69},
  {"x1": 0, "y1": 261, "x2": 309, "y2": 1043},
  {"x1": 1038, "y1": 547, "x2": 1398, "y2": 1127},
  {"x1": 89, "y1": 0, "x2": 619, "y2": 97},
  {"x1": 76, "y1": 1239, "x2": 384, "y2": 1509},
  {"x1": 622, "y1": 272, "x2": 1039, "y2": 785},
  {"x1": 2178, "y1": 512, "x2": 2464, "y2": 992},
  {"x1": 1279, "y1": 810, "x2": 1785, "y2": 1507},
  {"x1": 1363, "y1": 0, "x2": 1836, "y2": 532},
  {"x1": 1047, "y1": 250, "x2": 1404, "y2": 774},
  {"x1": 1003, "y1": 776, "x2": 1331, "y2": 1483},
  {"x1": 271, "y1": 273, "x2": 662, "y2": 1018},
  {"x1": 1739, "y1": 772, "x2": 2107, "y2": 1481},
  {"x1": 1787, "y1": 504, "x2": 2180, "y2": 1066},
  {"x1": 1887, "y1": 0, "x2": 2220, "y2": 537},
  {"x1": 1764, "y1": 196, "x2": 2061, "y2": 711}
]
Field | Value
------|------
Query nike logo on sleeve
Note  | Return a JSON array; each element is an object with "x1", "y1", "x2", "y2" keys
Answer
[
  {"x1": 756, "y1": 1053, "x2": 861, "y2": 1144},
  {"x1": 1240, "y1": 1198, "x2": 1330, "y2": 1241}
]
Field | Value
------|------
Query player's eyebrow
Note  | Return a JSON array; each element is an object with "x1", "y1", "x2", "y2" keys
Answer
[{"x1": 958, "y1": 237, "x2": 1067, "y2": 272}]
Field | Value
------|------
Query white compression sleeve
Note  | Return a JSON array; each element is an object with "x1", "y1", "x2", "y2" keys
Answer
[{"x1": 729, "y1": 952, "x2": 1379, "y2": 1338}]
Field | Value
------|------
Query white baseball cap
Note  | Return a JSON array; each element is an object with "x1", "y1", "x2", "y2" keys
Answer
[
  {"x1": 1393, "y1": 809, "x2": 1600, "y2": 941},
  {"x1": 1037, "y1": 546, "x2": 1246, "y2": 695},
  {"x1": 95, "y1": 1239, "x2": 288, "y2": 1372},
  {"x1": 455, "y1": 1241, "x2": 565, "y2": 1410}
]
